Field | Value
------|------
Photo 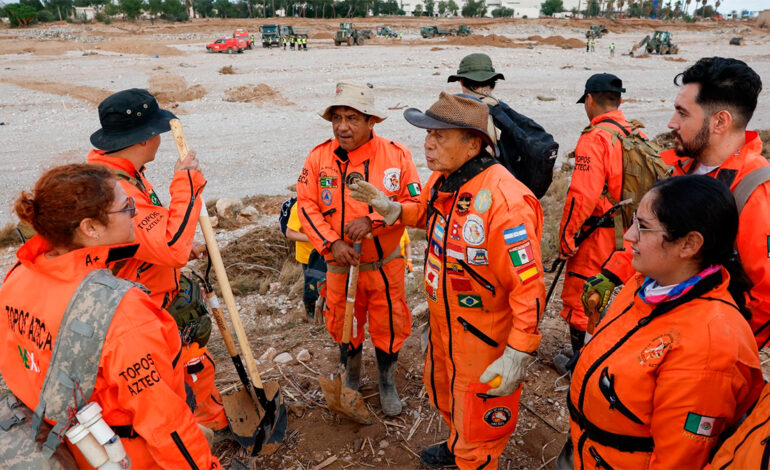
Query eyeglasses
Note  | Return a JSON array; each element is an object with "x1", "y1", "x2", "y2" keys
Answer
[
  {"x1": 108, "y1": 197, "x2": 136, "y2": 218},
  {"x1": 632, "y1": 211, "x2": 666, "y2": 235}
]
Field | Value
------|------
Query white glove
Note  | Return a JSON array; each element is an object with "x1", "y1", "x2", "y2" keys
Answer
[
  {"x1": 479, "y1": 346, "x2": 535, "y2": 396},
  {"x1": 348, "y1": 180, "x2": 402, "y2": 225}
]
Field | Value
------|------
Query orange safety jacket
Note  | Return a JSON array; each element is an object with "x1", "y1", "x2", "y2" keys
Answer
[
  {"x1": 709, "y1": 380, "x2": 770, "y2": 469},
  {"x1": 401, "y1": 155, "x2": 545, "y2": 354},
  {"x1": 569, "y1": 269, "x2": 763, "y2": 470},
  {"x1": 88, "y1": 150, "x2": 205, "y2": 308},
  {"x1": 559, "y1": 109, "x2": 630, "y2": 256},
  {"x1": 296, "y1": 132, "x2": 420, "y2": 264},
  {"x1": 0, "y1": 236, "x2": 219, "y2": 469},
  {"x1": 602, "y1": 131, "x2": 770, "y2": 347}
]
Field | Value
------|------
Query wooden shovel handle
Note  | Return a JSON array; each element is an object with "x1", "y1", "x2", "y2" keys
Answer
[
  {"x1": 206, "y1": 292, "x2": 238, "y2": 357},
  {"x1": 169, "y1": 119, "x2": 264, "y2": 389},
  {"x1": 585, "y1": 291, "x2": 602, "y2": 335},
  {"x1": 341, "y1": 263, "x2": 360, "y2": 345}
]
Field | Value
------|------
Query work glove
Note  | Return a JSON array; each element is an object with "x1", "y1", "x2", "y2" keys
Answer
[
  {"x1": 581, "y1": 270, "x2": 619, "y2": 316},
  {"x1": 348, "y1": 180, "x2": 402, "y2": 225},
  {"x1": 405, "y1": 259, "x2": 414, "y2": 273},
  {"x1": 479, "y1": 346, "x2": 535, "y2": 396}
]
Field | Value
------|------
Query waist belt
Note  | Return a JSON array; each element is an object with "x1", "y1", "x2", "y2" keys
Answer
[
  {"x1": 327, "y1": 248, "x2": 401, "y2": 274},
  {"x1": 583, "y1": 215, "x2": 616, "y2": 229},
  {"x1": 113, "y1": 425, "x2": 139, "y2": 439},
  {"x1": 567, "y1": 397, "x2": 654, "y2": 453}
]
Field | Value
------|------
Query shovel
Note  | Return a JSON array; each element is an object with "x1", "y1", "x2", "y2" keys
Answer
[
  {"x1": 169, "y1": 119, "x2": 287, "y2": 456},
  {"x1": 318, "y1": 242, "x2": 372, "y2": 424}
]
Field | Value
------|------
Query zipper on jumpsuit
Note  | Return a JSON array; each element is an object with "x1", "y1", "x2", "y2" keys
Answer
[{"x1": 441, "y1": 192, "x2": 462, "y2": 452}]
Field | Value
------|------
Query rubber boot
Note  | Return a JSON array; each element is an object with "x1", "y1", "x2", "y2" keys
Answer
[
  {"x1": 304, "y1": 300, "x2": 315, "y2": 320},
  {"x1": 344, "y1": 345, "x2": 363, "y2": 391},
  {"x1": 419, "y1": 442, "x2": 456, "y2": 468},
  {"x1": 569, "y1": 325, "x2": 586, "y2": 354},
  {"x1": 375, "y1": 348, "x2": 402, "y2": 416}
]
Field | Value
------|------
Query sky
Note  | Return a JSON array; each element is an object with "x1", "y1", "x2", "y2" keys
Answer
[{"x1": 716, "y1": 0, "x2": 768, "y2": 13}]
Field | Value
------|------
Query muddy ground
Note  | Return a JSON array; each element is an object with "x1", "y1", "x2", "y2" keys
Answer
[{"x1": 1, "y1": 16, "x2": 770, "y2": 470}]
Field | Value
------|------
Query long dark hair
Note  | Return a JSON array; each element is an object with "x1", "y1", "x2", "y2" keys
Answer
[{"x1": 649, "y1": 175, "x2": 752, "y2": 319}]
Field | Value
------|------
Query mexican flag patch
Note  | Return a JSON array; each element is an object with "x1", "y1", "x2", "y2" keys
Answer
[
  {"x1": 407, "y1": 182, "x2": 421, "y2": 197},
  {"x1": 684, "y1": 412, "x2": 724, "y2": 437}
]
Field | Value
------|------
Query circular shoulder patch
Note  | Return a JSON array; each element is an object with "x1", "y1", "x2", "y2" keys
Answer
[
  {"x1": 484, "y1": 407, "x2": 512, "y2": 427},
  {"x1": 473, "y1": 188, "x2": 492, "y2": 214},
  {"x1": 383, "y1": 168, "x2": 401, "y2": 192},
  {"x1": 463, "y1": 214, "x2": 485, "y2": 246}
]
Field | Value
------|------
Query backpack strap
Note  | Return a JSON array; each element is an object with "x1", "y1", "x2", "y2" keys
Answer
[
  {"x1": 111, "y1": 169, "x2": 146, "y2": 193},
  {"x1": 32, "y1": 269, "x2": 137, "y2": 458},
  {"x1": 733, "y1": 167, "x2": 770, "y2": 214}
]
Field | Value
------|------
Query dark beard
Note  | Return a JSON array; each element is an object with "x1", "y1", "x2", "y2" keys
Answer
[{"x1": 673, "y1": 121, "x2": 710, "y2": 159}]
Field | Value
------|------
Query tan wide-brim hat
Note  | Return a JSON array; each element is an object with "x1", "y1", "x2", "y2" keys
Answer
[
  {"x1": 403, "y1": 91, "x2": 498, "y2": 156},
  {"x1": 319, "y1": 81, "x2": 387, "y2": 123}
]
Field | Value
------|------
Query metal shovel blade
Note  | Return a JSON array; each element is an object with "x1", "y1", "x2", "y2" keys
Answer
[
  {"x1": 318, "y1": 371, "x2": 372, "y2": 425},
  {"x1": 220, "y1": 381, "x2": 288, "y2": 455}
]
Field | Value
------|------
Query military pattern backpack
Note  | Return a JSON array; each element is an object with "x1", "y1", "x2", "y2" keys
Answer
[
  {"x1": 587, "y1": 118, "x2": 672, "y2": 248},
  {"x1": 0, "y1": 270, "x2": 139, "y2": 469}
]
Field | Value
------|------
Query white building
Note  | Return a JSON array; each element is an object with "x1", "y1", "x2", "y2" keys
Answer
[{"x1": 403, "y1": 0, "x2": 581, "y2": 18}]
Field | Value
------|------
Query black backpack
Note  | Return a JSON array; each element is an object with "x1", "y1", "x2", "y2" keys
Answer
[
  {"x1": 279, "y1": 196, "x2": 297, "y2": 236},
  {"x1": 486, "y1": 99, "x2": 559, "y2": 199}
]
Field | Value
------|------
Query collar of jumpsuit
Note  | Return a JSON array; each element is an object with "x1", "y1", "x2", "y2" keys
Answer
[
  {"x1": 89, "y1": 149, "x2": 144, "y2": 175},
  {"x1": 333, "y1": 130, "x2": 380, "y2": 166},
  {"x1": 16, "y1": 235, "x2": 138, "y2": 282}
]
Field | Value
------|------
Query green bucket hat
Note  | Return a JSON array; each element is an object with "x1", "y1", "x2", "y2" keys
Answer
[{"x1": 447, "y1": 53, "x2": 505, "y2": 83}]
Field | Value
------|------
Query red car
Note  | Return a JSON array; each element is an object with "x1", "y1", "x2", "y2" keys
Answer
[
  {"x1": 206, "y1": 37, "x2": 246, "y2": 54},
  {"x1": 233, "y1": 28, "x2": 254, "y2": 49}
]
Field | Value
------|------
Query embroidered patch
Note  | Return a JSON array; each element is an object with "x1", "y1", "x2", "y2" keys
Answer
[
  {"x1": 321, "y1": 189, "x2": 333, "y2": 206},
  {"x1": 446, "y1": 242, "x2": 465, "y2": 260},
  {"x1": 425, "y1": 282, "x2": 437, "y2": 301},
  {"x1": 503, "y1": 224, "x2": 528, "y2": 245},
  {"x1": 408, "y1": 182, "x2": 421, "y2": 197},
  {"x1": 516, "y1": 264, "x2": 539, "y2": 284},
  {"x1": 450, "y1": 222, "x2": 463, "y2": 241},
  {"x1": 638, "y1": 332, "x2": 679, "y2": 367},
  {"x1": 345, "y1": 172, "x2": 364, "y2": 187},
  {"x1": 434, "y1": 223, "x2": 445, "y2": 243},
  {"x1": 451, "y1": 277, "x2": 473, "y2": 291},
  {"x1": 18, "y1": 346, "x2": 41, "y2": 373},
  {"x1": 473, "y1": 188, "x2": 492, "y2": 214},
  {"x1": 427, "y1": 254, "x2": 441, "y2": 271},
  {"x1": 684, "y1": 412, "x2": 725, "y2": 438},
  {"x1": 383, "y1": 168, "x2": 401, "y2": 192},
  {"x1": 467, "y1": 247, "x2": 489, "y2": 265},
  {"x1": 430, "y1": 240, "x2": 443, "y2": 258},
  {"x1": 458, "y1": 294, "x2": 482, "y2": 308},
  {"x1": 463, "y1": 214, "x2": 485, "y2": 246},
  {"x1": 320, "y1": 174, "x2": 338, "y2": 188},
  {"x1": 509, "y1": 241, "x2": 534, "y2": 267},
  {"x1": 425, "y1": 266, "x2": 440, "y2": 301},
  {"x1": 149, "y1": 191, "x2": 162, "y2": 207},
  {"x1": 484, "y1": 407, "x2": 512, "y2": 427},
  {"x1": 456, "y1": 192, "x2": 473, "y2": 215},
  {"x1": 446, "y1": 262, "x2": 464, "y2": 274}
]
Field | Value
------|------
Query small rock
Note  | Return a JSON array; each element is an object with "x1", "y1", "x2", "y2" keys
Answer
[
  {"x1": 240, "y1": 205, "x2": 259, "y2": 219},
  {"x1": 215, "y1": 198, "x2": 243, "y2": 219},
  {"x1": 517, "y1": 440, "x2": 525, "y2": 446},
  {"x1": 273, "y1": 352, "x2": 293, "y2": 364},
  {"x1": 259, "y1": 347, "x2": 277, "y2": 363},
  {"x1": 379, "y1": 440, "x2": 389, "y2": 448},
  {"x1": 412, "y1": 301, "x2": 429, "y2": 318},
  {"x1": 377, "y1": 450, "x2": 385, "y2": 456},
  {"x1": 296, "y1": 349, "x2": 311, "y2": 361},
  {"x1": 288, "y1": 402, "x2": 305, "y2": 417},
  {"x1": 209, "y1": 216, "x2": 218, "y2": 228}
]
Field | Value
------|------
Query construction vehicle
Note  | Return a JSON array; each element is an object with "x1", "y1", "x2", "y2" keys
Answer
[
  {"x1": 455, "y1": 24, "x2": 473, "y2": 36},
  {"x1": 360, "y1": 29, "x2": 374, "y2": 39},
  {"x1": 585, "y1": 25, "x2": 608, "y2": 39},
  {"x1": 377, "y1": 26, "x2": 398, "y2": 38},
  {"x1": 260, "y1": 24, "x2": 281, "y2": 48},
  {"x1": 334, "y1": 23, "x2": 364, "y2": 46},
  {"x1": 632, "y1": 30, "x2": 679, "y2": 55},
  {"x1": 420, "y1": 26, "x2": 452, "y2": 38},
  {"x1": 281, "y1": 25, "x2": 309, "y2": 40}
]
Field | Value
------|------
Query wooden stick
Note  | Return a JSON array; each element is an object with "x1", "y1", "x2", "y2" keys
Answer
[{"x1": 169, "y1": 119, "x2": 264, "y2": 389}]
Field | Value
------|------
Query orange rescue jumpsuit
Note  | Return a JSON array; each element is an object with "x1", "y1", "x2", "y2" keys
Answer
[
  {"x1": 296, "y1": 133, "x2": 420, "y2": 353},
  {"x1": 569, "y1": 269, "x2": 762, "y2": 470},
  {"x1": 88, "y1": 150, "x2": 228, "y2": 431},
  {"x1": 0, "y1": 236, "x2": 220, "y2": 469},
  {"x1": 602, "y1": 131, "x2": 770, "y2": 348},
  {"x1": 709, "y1": 381, "x2": 770, "y2": 469},
  {"x1": 401, "y1": 156, "x2": 545, "y2": 470},
  {"x1": 559, "y1": 110, "x2": 637, "y2": 331}
]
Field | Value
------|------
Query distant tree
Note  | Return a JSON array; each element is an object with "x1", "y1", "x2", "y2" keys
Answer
[
  {"x1": 540, "y1": 0, "x2": 563, "y2": 15},
  {"x1": 4, "y1": 2, "x2": 38, "y2": 24},
  {"x1": 162, "y1": 0, "x2": 184, "y2": 18},
  {"x1": 437, "y1": 0, "x2": 446, "y2": 14},
  {"x1": 147, "y1": 0, "x2": 162, "y2": 15},
  {"x1": 423, "y1": 0, "x2": 433, "y2": 15},
  {"x1": 44, "y1": 0, "x2": 73, "y2": 19},
  {"x1": 461, "y1": 0, "x2": 484, "y2": 16},
  {"x1": 191, "y1": 0, "x2": 211, "y2": 15},
  {"x1": 693, "y1": 3, "x2": 714, "y2": 16},
  {"x1": 447, "y1": 0, "x2": 458, "y2": 14},
  {"x1": 491, "y1": 6, "x2": 513, "y2": 16},
  {"x1": 118, "y1": 0, "x2": 144, "y2": 18},
  {"x1": 412, "y1": 3, "x2": 421, "y2": 14},
  {"x1": 587, "y1": 0, "x2": 600, "y2": 15}
]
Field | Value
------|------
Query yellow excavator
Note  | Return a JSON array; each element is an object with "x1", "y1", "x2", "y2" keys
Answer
[{"x1": 632, "y1": 31, "x2": 679, "y2": 55}]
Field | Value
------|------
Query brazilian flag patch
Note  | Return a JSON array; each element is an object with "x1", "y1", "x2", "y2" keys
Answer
[
  {"x1": 458, "y1": 294, "x2": 482, "y2": 308},
  {"x1": 149, "y1": 191, "x2": 162, "y2": 207}
]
